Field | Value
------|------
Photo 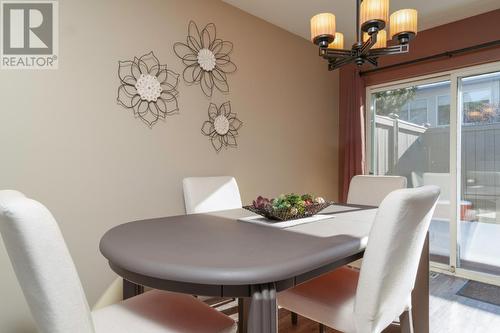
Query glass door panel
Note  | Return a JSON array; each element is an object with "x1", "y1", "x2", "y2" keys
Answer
[
  {"x1": 370, "y1": 80, "x2": 451, "y2": 265},
  {"x1": 458, "y1": 71, "x2": 500, "y2": 275}
]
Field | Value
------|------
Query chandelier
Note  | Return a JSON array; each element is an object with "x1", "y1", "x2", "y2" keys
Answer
[{"x1": 311, "y1": 0, "x2": 418, "y2": 71}]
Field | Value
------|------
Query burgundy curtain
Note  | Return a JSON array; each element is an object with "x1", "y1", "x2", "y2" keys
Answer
[{"x1": 339, "y1": 65, "x2": 366, "y2": 202}]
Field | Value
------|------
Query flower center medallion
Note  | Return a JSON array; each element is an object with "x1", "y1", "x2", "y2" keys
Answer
[
  {"x1": 197, "y1": 48, "x2": 216, "y2": 71},
  {"x1": 214, "y1": 115, "x2": 230, "y2": 135},
  {"x1": 135, "y1": 74, "x2": 162, "y2": 102}
]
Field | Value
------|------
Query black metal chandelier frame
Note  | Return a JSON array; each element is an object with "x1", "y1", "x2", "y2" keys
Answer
[{"x1": 314, "y1": 0, "x2": 415, "y2": 71}]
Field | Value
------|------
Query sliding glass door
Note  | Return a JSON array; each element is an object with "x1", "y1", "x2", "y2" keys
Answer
[
  {"x1": 458, "y1": 71, "x2": 500, "y2": 276},
  {"x1": 367, "y1": 62, "x2": 500, "y2": 284},
  {"x1": 369, "y1": 78, "x2": 452, "y2": 265}
]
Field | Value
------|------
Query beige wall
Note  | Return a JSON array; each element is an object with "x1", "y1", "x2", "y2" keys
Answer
[{"x1": 0, "y1": 0, "x2": 339, "y2": 331}]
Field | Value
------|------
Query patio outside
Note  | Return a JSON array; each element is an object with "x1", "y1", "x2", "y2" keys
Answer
[{"x1": 371, "y1": 72, "x2": 500, "y2": 275}]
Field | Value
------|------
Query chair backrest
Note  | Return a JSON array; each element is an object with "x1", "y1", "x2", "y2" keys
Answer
[
  {"x1": 183, "y1": 176, "x2": 242, "y2": 214},
  {"x1": 354, "y1": 185, "x2": 440, "y2": 333},
  {"x1": 0, "y1": 192, "x2": 95, "y2": 333},
  {"x1": 347, "y1": 175, "x2": 407, "y2": 206},
  {"x1": 0, "y1": 189, "x2": 26, "y2": 201}
]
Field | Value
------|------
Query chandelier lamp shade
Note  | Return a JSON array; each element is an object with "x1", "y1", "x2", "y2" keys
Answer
[
  {"x1": 390, "y1": 9, "x2": 418, "y2": 44},
  {"x1": 311, "y1": 0, "x2": 418, "y2": 71},
  {"x1": 310, "y1": 13, "x2": 336, "y2": 45},
  {"x1": 329, "y1": 32, "x2": 344, "y2": 49},
  {"x1": 360, "y1": 0, "x2": 389, "y2": 32}
]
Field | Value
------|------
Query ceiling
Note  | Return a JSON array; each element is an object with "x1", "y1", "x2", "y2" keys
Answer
[{"x1": 222, "y1": 0, "x2": 500, "y2": 46}]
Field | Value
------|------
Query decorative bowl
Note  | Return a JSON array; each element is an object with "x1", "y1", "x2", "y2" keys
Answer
[{"x1": 243, "y1": 201, "x2": 333, "y2": 222}]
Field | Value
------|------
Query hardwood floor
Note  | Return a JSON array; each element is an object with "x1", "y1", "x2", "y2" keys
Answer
[
  {"x1": 209, "y1": 273, "x2": 500, "y2": 333},
  {"x1": 429, "y1": 273, "x2": 500, "y2": 333}
]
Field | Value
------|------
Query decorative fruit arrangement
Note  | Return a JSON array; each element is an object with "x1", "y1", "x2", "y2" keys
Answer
[{"x1": 245, "y1": 193, "x2": 332, "y2": 221}]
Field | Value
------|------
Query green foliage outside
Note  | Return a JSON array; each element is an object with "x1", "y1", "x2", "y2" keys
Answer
[{"x1": 374, "y1": 87, "x2": 417, "y2": 117}]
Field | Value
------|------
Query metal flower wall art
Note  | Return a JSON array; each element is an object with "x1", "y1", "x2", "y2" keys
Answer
[
  {"x1": 174, "y1": 21, "x2": 237, "y2": 97},
  {"x1": 117, "y1": 51, "x2": 180, "y2": 127},
  {"x1": 202, "y1": 101, "x2": 243, "y2": 152}
]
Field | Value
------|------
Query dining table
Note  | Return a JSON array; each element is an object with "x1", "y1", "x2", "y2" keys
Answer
[{"x1": 99, "y1": 203, "x2": 429, "y2": 333}]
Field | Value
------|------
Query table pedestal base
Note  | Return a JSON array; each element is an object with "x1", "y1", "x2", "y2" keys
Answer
[
  {"x1": 123, "y1": 279, "x2": 143, "y2": 300},
  {"x1": 238, "y1": 284, "x2": 278, "y2": 333}
]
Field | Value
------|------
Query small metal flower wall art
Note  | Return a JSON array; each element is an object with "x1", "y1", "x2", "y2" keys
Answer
[
  {"x1": 202, "y1": 101, "x2": 243, "y2": 152},
  {"x1": 117, "y1": 51, "x2": 180, "y2": 127},
  {"x1": 174, "y1": 21, "x2": 237, "y2": 98}
]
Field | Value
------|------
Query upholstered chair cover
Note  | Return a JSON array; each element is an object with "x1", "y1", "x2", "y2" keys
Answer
[
  {"x1": 0, "y1": 194, "x2": 95, "y2": 333},
  {"x1": 0, "y1": 192, "x2": 236, "y2": 333},
  {"x1": 278, "y1": 186, "x2": 439, "y2": 333},
  {"x1": 0, "y1": 189, "x2": 25, "y2": 201},
  {"x1": 347, "y1": 175, "x2": 407, "y2": 206},
  {"x1": 183, "y1": 176, "x2": 242, "y2": 214},
  {"x1": 346, "y1": 175, "x2": 408, "y2": 270},
  {"x1": 354, "y1": 185, "x2": 440, "y2": 332}
]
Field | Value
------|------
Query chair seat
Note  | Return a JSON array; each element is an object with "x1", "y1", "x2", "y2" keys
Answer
[
  {"x1": 278, "y1": 267, "x2": 359, "y2": 332},
  {"x1": 92, "y1": 290, "x2": 235, "y2": 333}
]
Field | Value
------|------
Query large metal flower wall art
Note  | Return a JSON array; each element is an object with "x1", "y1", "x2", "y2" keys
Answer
[
  {"x1": 117, "y1": 51, "x2": 180, "y2": 127},
  {"x1": 174, "y1": 21, "x2": 237, "y2": 97},
  {"x1": 202, "y1": 101, "x2": 242, "y2": 152}
]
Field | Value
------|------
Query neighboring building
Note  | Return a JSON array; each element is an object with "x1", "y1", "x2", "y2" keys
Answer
[{"x1": 374, "y1": 72, "x2": 500, "y2": 128}]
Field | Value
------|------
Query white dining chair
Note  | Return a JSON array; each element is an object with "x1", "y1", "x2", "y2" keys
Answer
[
  {"x1": 0, "y1": 192, "x2": 235, "y2": 333},
  {"x1": 347, "y1": 175, "x2": 407, "y2": 206},
  {"x1": 278, "y1": 185, "x2": 440, "y2": 333},
  {"x1": 183, "y1": 176, "x2": 242, "y2": 214},
  {"x1": 182, "y1": 176, "x2": 242, "y2": 308},
  {"x1": 345, "y1": 175, "x2": 407, "y2": 270}
]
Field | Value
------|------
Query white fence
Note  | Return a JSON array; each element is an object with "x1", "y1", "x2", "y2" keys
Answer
[
  {"x1": 373, "y1": 115, "x2": 427, "y2": 176},
  {"x1": 374, "y1": 115, "x2": 500, "y2": 273}
]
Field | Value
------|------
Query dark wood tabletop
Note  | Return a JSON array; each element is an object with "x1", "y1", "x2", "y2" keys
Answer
[
  {"x1": 100, "y1": 204, "x2": 376, "y2": 296},
  {"x1": 99, "y1": 204, "x2": 428, "y2": 333}
]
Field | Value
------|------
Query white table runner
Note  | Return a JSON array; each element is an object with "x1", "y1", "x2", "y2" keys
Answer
[{"x1": 238, "y1": 214, "x2": 333, "y2": 229}]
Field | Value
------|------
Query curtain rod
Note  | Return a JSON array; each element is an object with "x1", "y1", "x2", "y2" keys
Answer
[{"x1": 359, "y1": 39, "x2": 500, "y2": 76}]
